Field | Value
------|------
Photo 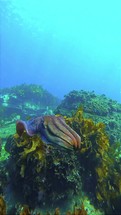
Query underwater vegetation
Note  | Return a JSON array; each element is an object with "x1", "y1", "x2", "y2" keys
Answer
[
  {"x1": 4, "y1": 132, "x2": 82, "y2": 212},
  {"x1": 0, "y1": 195, "x2": 90, "y2": 215},
  {"x1": 54, "y1": 90, "x2": 121, "y2": 144},
  {"x1": 0, "y1": 86, "x2": 121, "y2": 214},
  {"x1": 64, "y1": 108, "x2": 121, "y2": 214},
  {"x1": 0, "y1": 196, "x2": 6, "y2": 215},
  {"x1": 0, "y1": 84, "x2": 60, "y2": 125}
]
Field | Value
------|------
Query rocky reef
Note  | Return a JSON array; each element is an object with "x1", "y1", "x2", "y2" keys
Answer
[
  {"x1": 0, "y1": 84, "x2": 60, "y2": 126},
  {"x1": 54, "y1": 90, "x2": 121, "y2": 144},
  {"x1": 0, "y1": 87, "x2": 121, "y2": 215}
]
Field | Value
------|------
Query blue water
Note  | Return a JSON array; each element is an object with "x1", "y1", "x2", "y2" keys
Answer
[{"x1": 1, "y1": 0, "x2": 121, "y2": 102}]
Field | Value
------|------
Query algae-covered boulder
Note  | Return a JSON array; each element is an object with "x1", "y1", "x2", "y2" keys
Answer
[
  {"x1": 5, "y1": 133, "x2": 82, "y2": 210},
  {"x1": 1, "y1": 87, "x2": 121, "y2": 214},
  {"x1": 54, "y1": 90, "x2": 121, "y2": 143},
  {"x1": 3, "y1": 108, "x2": 121, "y2": 215},
  {"x1": 0, "y1": 84, "x2": 60, "y2": 125}
]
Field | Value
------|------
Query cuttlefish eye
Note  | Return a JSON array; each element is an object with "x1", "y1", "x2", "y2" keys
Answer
[{"x1": 16, "y1": 120, "x2": 26, "y2": 136}]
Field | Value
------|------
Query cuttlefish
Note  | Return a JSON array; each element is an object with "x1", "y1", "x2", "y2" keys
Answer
[{"x1": 16, "y1": 115, "x2": 81, "y2": 149}]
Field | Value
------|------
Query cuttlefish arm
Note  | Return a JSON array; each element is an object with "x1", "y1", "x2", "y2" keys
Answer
[{"x1": 16, "y1": 115, "x2": 81, "y2": 149}]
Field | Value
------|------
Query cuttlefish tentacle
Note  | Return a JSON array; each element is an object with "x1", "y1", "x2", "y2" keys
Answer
[
  {"x1": 53, "y1": 116, "x2": 80, "y2": 148},
  {"x1": 58, "y1": 117, "x2": 81, "y2": 148},
  {"x1": 51, "y1": 116, "x2": 79, "y2": 148},
  {"x1": 44, "y1": 116, "x2": 74, "y2": 147},
  {"x1": 53, "y1": 117, "x2": 77, "y2": 147},
  {"x1": 41, "y1": 125, "x2": 73, "y2": 149}
]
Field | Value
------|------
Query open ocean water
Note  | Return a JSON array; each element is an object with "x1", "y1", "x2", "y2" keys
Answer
[{"x1": 0, "y1": 1, "x2": 121, "y2": 215}]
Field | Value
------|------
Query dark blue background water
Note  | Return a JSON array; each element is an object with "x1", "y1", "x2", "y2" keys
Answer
[{"x1": 1, "y1": 0, "x2": 121, "y2": 102}]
